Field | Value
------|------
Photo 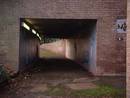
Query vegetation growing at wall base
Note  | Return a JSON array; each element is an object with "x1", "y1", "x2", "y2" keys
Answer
[{"x1": 0, "y1": 64, "x2": 10, "y2": 84}]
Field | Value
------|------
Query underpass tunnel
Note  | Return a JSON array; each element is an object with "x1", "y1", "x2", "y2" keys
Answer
[{"x1": 19, "y1": 18, "x2": 97, "y2": 74}]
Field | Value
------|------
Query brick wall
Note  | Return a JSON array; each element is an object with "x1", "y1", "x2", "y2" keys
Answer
[
  {"x1": 0, "y1": 0, "x2": 126, "y2": 75},
  {"x1": 127, "y1": 0, "x2": 130, "y2": 97}
]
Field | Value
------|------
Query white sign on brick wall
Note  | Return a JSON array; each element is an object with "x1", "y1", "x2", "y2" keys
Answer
[{"x1": 116, "y1": 19, "x2": 127, "y2": 33}]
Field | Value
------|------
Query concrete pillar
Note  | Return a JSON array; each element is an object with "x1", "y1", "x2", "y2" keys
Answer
[
  {"x1": 88, "y1": 28, "x2": 97, "y2": 74},
  {"x1": 65, "y1": 39, "x2": 76, "y2": 60}
]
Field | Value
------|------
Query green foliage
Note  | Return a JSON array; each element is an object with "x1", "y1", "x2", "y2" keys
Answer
[
  {"x1": 43, "y1": 85, "x2": 125, "y2": 97},
  {"x1": 44, "y1": 86, "x2": 65, "y2": 96},
  {"x1": 70, "y1": 85, "x2": 125, "y2": 97},
  {"x1": 0, "y1": 65, "x2": 9, "y2": 83}
]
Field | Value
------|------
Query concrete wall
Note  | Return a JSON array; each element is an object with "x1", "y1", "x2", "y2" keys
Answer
[
  {"x1": 0, "y1": 0, "x2": 126, "y2": 75},
  {"x1": 88, "y1": 28, "x2": 97, "y2": 74},
  {"x1": 75, "y1": 38, "x2": 90, "y2": 63},
  {"x1": 65, "y1": 39, "x2": 76, "y2": 60},
  {"x1": 19, "y1": 27, "x2": 39, "y2": 71},
  {"x1": 74, "y1": 28, "x2": 96, "y2": 74}
]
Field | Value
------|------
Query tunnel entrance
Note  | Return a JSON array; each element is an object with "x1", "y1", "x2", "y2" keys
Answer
[{"x1": 19, "y1": 18, "x2": 97, "y2": 74}]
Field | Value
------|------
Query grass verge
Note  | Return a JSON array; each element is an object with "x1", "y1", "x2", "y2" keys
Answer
[{"x1": 43, "y1": 85, "x2": 125, "y2": 97}]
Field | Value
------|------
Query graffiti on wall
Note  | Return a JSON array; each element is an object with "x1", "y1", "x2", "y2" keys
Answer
[{"x1": 116, "y1": 19, "x2": 127, "y2": 33}]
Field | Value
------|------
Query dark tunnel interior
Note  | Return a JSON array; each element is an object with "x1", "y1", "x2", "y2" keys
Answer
[
  {"x1": 25, "y1": 19, "x2": 97, "y2": 38},
  {"x1": 19, "y1": 18, "x2": 97, "y2": 74}
]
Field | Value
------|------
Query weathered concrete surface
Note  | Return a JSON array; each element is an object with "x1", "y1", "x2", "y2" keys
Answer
[
  {"x1": 0, "y1": 0, "x2": 126, "y2": 75},
  {"x1": 74, "y1": 28, "x2": 96, "y2": 74},
  {"x1": 19, "y1": 28, "x2": 39, "y2": 71},
  {"x1": 65, "y1": 83, "x2": 97, "y2": 90},
  {"x1": 0, "y1": 59, "x2": 126, "y2": 98},
  {"x1": 30, "y1": 84, "x2": 48, "y2": 93},
  {"x1": 65, "y1": 39, "x2": 76, "y2": 60}
]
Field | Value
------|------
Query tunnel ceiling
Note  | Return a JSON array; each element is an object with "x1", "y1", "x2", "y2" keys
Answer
[{"x1": 26, "y1": 19, "x2": 96, "y2": 38}]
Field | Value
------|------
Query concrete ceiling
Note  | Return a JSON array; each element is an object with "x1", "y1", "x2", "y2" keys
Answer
[{"x1": 26, "y1": 18, "x2": 96, "y2": 38}]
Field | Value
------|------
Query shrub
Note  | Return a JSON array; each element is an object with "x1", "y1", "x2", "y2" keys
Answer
[{"x1": 0, "y1": 64, "x2": 9, "y2": 84}]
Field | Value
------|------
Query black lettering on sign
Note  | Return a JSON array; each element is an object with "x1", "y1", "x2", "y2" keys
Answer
[{"x1": 117, "y1": 22, "x2": 127, "y2": 32}]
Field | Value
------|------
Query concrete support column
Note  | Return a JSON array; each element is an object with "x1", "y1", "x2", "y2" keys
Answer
[{"x1": 65, "y1": 39, "x2": 76, "y2": 60}]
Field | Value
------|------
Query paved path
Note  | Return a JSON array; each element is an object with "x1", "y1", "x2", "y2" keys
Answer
[{"x1": 0, "y1": 59, "x2": 126, "y2": 98}]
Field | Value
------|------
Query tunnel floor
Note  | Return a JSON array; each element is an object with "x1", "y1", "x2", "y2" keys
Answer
[{"x1": 0, "y1": 59, "x2": 126, "y2": 98}]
